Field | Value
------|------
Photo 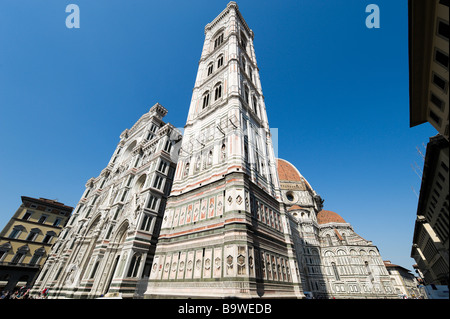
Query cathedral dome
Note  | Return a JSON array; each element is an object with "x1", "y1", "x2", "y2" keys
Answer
[
  {"x1": 317, "y1": 210, "x2": 346, "y2": 225},
  {"x1": 277, "y1": 159, "x2": 303, "y2": 182},
  {"x1": 276, "y1": 158, "x2": 316, "y2": 193},
  {"x1": 287, "y1": 205, "x2": 304, "y2": 211}
]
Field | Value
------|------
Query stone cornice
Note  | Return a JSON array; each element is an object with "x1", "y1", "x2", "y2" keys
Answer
[
  {"x1": 205, "y1": 2, "x2": 253, "y2": 39},
  {"x1": 142, "y1": 136, "x2": 160, "y2": 152},
  {"x1": 149, "y1": 102, "x2": 168, "y2": 118},
  {"x1": 204, "y1": 2, "x2": 234, "y2": 34},
  {"x1": 120, "y1": 103, "x2": 169, "y2": 142},
  {"x1": 157, "y1": 122, "x2": 175, "y2": 137},
  {"x1": 318, "y1": 222, "x2": 353, "y2": 232}
]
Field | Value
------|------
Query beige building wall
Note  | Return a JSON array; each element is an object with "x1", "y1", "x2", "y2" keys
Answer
[
  {"x1": 384, "y1": 260, "x2": 423, "y2": 298},
  {"x1": 0, "y1": 197, "x2": 72, "y2": 291}
]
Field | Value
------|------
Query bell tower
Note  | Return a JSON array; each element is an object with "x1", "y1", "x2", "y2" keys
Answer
[{"x1": 145, "y1": 2, "x2": 303, "y2": 298}]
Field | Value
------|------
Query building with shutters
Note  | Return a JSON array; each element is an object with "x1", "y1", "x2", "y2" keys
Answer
[{"x1": 0, "y1": 196, "x2": 73, "y2": 292}]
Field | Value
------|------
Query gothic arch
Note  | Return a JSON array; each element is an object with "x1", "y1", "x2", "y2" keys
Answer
[
  {"x1": 369, "y1": 249, "x2": 377, "y2": 255},
  {"x1": 336, "y1": 249, "x2": 346, "y2": 255},
  {"x1": 102, "y1": 220, "x2": 129, "y2": 295},
  {"x1": 214, "y1": 81, "x2": 223, "y2": 101},
  {"x1": 201, "y1": 90, "x2": 210, "y2": 110},
  {"x1": 211, "y1": 27, "x2": 225, "y2": 50},
  {"x1": 212, "y1": 27, "x2": 225, "y2": 40},
  {"x1": 76, "y1": 214, "x2": 103, "y2": 283},
  {"x1": 122, "y1": 140, "x2": 137, "y2": 162},
  {"x1": 216, "y1": 54, "x2": 224, "y2": 68},
  {"x1": 133, "y1": 174, "x2": 147, "y2": 193},
  {"x1": 85, "y1": 214, "x2": 102, "y2": 237},
  {"x1": 112, "y1": 220, "x2": 129, "y2": 245},
  {"x1": 206, "y1": 61, "x2": 214, "y2": 76}
]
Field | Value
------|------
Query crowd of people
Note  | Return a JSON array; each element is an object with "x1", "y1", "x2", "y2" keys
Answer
[{"x1": 0, "y1": 287, "x2": 48, "y2": 299}]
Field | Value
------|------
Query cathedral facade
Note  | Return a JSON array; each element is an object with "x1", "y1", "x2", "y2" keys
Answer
[
  {"x1": 31, "y1": 2, "x2": 397, "y2": 299},
  {"x1": 31, "y1": 104, "x2": 182, "y2": 298}
]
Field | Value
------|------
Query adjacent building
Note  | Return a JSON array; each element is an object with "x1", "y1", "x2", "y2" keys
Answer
[
  {"x1": 409, "y1": 0, "x2": 449, "y2": 140},
  {"x1": 408, "y1": 0, "x2": 449, "y2": 288},
  {"x1": 30, "y1": 103, "x2": 182, "y2": 298},
  {"x1": 411, "y1": 134, "x2": 449, "y2": 286},
  {"x1": 0, "y1": 196, "x2": 73, "y2": 291},
  {"x1": 384, "y1": 260, "x2": 423, "y2": 298}
]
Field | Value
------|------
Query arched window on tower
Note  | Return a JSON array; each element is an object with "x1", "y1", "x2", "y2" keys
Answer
[
  {"x1": 207, "y1": 62, "x2": 214, "y2": 76},
  {"x1": 217, "y1": 55, "x2": 224, "y2": 68},
  {"x1": 243, "y1": 85, "x2": 249, "y2": 104},
  {"x1": 202, "y1": 92, "x2": 210, "y2": 109},
  {"x1": 214, "y1": 32, "x2": 224, "y2": 49},
  {"x1": 244, "y1": 141, "x2": 248, "y2": 162},
  {"x1": 240, "y1": 31, "x2": 247, "y2": 50},
  {"x1": 214, "y1": 83, "x2": 222, "y2": 100},
  {"x1": 255, "y1": 151, "x2": 261, "y2": 173}
]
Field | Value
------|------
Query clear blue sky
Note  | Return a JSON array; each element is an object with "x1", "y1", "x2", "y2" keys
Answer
[{"x1": 0, "y1": 0, "x2": 437, "y2": 273}]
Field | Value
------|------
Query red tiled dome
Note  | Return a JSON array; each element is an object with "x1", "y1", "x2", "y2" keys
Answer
[
  {"x1": 317, "y1": 210, "x2": 346, "y2": 225},
  {"x1": 288, "y1": 205, "x2": 304, "y2": 211},
  {"x1": 277, "y1": 159, "x2": 302, "y2": 182}
]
